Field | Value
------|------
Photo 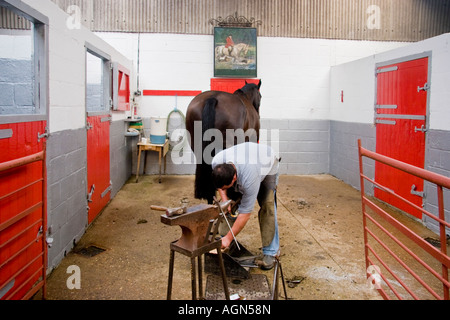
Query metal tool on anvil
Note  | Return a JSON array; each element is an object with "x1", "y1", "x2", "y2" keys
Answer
[{"x1": 150, "y1": 205, "x2": 187, "y2": 217}]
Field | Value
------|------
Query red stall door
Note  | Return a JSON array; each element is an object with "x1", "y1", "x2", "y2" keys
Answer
[
  {"x1": 374, "y1": 57, "x2": 429, "y2": 218},
  {"x1": 210, "y1": 78, "x2": 261, "y2": 93},
  {"x1": 0, "y1": 121, "x2": 47, "y2": 300},
  {"x1": 86, "y1": 114, "x2": 111, "y2": 224}
]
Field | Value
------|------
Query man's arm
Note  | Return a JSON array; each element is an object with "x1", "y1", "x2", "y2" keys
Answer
[
  {"x1": 221, "y1": 213, "x2": 251, "y2": 249},
  {"x1": 218, "y1": 188, "x2": 228, "y2": 203},
  {"x1": 218, "y1": 188, "x2": 232, "y2": 213}
]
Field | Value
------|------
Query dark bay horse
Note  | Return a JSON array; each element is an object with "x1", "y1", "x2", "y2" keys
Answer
[{"x1": 186, "y1": 80, "x2": 262, "y2": 203}]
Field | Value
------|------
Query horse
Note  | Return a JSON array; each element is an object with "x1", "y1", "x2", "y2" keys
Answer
[
  {"x1": 185, "y1": 80, "x2": 262, "y2": 204},
  {"x1": 215, "y1": 43, "x2": 250, "y2": 63}
]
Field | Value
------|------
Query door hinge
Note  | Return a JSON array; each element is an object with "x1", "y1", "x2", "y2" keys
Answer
[
  {"x1": 376, "y1": 66, "x2": 398, "y2": 75},
  {"x1": 417, "y1": 82, "x2": 430, "y2": 92},
  {"x1": 101, "y1": 181, "x2": 113, "y2": 198},
  {"x1": 375, "y1": 119, "x2": 396, "y2": 125},
  {"x1": 37, "y1": 127, "x2": 49, "y2": 142},
  {"x1": 86, "y1": 122, "x2": 93, "y2": 130},
  {"x1": 101, "y1": 116, "x2": 112, "y2": 123}
]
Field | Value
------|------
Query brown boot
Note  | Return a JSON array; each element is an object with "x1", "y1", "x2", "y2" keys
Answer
[{"x1": 260, "y1": 255, "x2": 276, "y2": 270}]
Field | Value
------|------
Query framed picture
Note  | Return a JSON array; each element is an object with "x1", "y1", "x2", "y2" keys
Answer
[{"x1": 214, "y1": 27, "x2": 257, "y2": 78}]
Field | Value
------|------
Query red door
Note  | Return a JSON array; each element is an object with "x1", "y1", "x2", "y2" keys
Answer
[
  {"x1": 374, "y1": 57, "x2": 428, "y2": 218},
  {"x1": 211, "y1": 78, "x2": 261, "y2": 93},
  {"x1": 0, "y1": 121, "x2": 47, "y2": 300},
  {"x1": 86, "y1": 114, "x2": 111, "y2": 224}
]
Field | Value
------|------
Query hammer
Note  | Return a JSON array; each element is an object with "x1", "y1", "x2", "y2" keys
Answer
[{"x1": 150, "y1": 205, "x2": 187, "y2": 217}]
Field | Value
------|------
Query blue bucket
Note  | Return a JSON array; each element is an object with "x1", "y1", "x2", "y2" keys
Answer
[{"x1": 150, "y1": 117, "x2": 167, "y2": 144}]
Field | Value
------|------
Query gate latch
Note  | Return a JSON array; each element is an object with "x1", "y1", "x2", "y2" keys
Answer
[
  {"x1": 410, "y1": 184, "x2": 425, "y2": 198},
  {"x1": 87, "y1": 184, "x2": 95, "y2": 203},
  {"x1": 414, "y1": 125, "x2": 428, "y2": 133},
  {"x1": 417, "y1": 83, "x2": 430, "y2": 92},
  {"x1": 36, "y1": 226, "x2": 43, "y2": 242},
  {"x1": 37, "y1": 127, "x2": 49, "y2": 142}
]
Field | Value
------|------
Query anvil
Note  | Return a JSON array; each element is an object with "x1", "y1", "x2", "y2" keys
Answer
[{"x1": 160, "y1": 203, "x2": 220, "y2": 252}]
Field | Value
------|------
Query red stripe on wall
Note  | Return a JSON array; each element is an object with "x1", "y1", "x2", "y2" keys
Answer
[{"x1": 143, "y1": 90, "x2": 202, "y2": 96}]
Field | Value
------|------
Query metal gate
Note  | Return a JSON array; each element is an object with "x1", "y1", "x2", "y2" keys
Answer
[
  {"x1": 86, "y1": 114, "x2": 111, "y2": 224},
  {"x1": 0, "y1": 121, "x2": 47, "y2": 300},
  {"x1": 359, "y1": 139, "x2": 450, "y2": 300},
  {"x1": 374, "y1": 56, "x2": 429, "y2": 218}
]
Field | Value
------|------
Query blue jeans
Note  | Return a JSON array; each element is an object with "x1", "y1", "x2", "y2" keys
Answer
[
  {"x1": 257, "y1": 161, "x2": 280, "y2": 257},
  {"x1": 262, "y1": 189, "x2": 279, "y2": 256}
]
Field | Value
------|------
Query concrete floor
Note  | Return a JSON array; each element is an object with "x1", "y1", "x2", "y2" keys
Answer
[{"x1": 34, "y1": 174, "x2": 447, "y2": 300}]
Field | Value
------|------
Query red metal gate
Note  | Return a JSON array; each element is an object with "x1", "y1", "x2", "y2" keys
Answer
[
  {"x1": 359, "y1": 140, "x2": 450, "y2": 300},
  {"x1": 0, "y1": 121, "x2": 47, "y2": 300},
  {"x1": 375, "y1": 57, "x2": 429, "y2": 218},
  {"x1": 86, "y1": 114, "x2": 111, "y2": 224}
]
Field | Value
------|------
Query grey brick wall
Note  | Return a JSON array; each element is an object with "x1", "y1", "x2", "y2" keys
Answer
[
  {"x1": 46, "y1": 128, "x2": 88, "y2": 270},
  {"x1": 134, "y1": 118, "x2": 330, "y2": 176},
  {"x1": 329, "y1": 120, "x2": 376, "y2": 193},
  {"x1": 0, "y1": 58, "x2": 34, "y2": 114},
  {"x1": 262, "y1": 119, "x2": 330, "y2": 175},
  {"x1": 110, "y1": 120, "x2": 133, "y2": 197},
  {"x1": 329, "y1": 122, "x2": 449, "y2": 236},
  {"x1": 46, "y1": 121, "x2": 133, "y2": 270},
  {"x1": 424, "y1": 129, "x2": 450, "y2": 235},
  {"x1": 86, "y1": 83, "x2": 104, "y2": 112}
]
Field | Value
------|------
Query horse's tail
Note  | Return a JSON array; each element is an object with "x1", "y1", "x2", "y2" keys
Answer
[
  {"x1": 194, "y1": 97, "x2": 218, "y2": 203},
  {"x1": 202, "y1": 98, "x2": 217, "y2": 137}
]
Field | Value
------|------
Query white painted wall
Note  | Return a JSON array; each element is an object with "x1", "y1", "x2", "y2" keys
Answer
[
  {"x1": 330, "y1": 33, "x2": 450, "y2": 131},
  {"x1": 329, "y1": 56, "x2": 377, "y2": 124},
  {"x1": 21, "y1": 0, "x2": 133, "y2": 133},
  {"x1": 258, "y1": 37, "x2": 408, "y2": 121},
  {"x1": 97, "y1": 32, "x2": 408, "y2": 122}
]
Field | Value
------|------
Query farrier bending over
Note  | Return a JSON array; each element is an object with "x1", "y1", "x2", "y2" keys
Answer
[{"x1": 211, "y1": 142, "x2": 280, "y2": 270}]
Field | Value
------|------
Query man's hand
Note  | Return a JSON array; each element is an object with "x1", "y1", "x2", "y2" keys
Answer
[
  {"x1": 220, "y1": 213, "x2": 251, "y2": 249},
  {"x1": 221, "y1": 234, "x2": 233, "y2": 249}
]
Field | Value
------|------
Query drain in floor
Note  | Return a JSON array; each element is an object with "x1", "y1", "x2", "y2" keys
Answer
[{"x1": 75, "y1": 245, "x2": 106, "y2": 257}]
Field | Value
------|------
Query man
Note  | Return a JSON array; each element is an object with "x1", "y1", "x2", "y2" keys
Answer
[
  {"x1": 225, "y1": 35, "x2": 234, "y2": 55},
  {"x1": 211, "y1": 142, "x2": 280, "y2": 270}
]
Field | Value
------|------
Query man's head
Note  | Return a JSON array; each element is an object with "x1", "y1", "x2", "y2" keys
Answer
[{"x1": 212, "y1": 163, "x2": 236, "y2": 190}]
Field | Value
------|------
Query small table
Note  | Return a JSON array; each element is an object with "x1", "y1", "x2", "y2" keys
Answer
[{"x1": 136, "y1": 139, "x2": 169, "y2": 183}]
